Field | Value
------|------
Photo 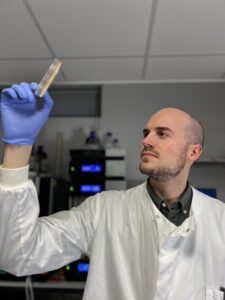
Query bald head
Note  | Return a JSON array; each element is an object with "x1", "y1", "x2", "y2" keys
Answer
[
  {"x1": 151, "y1": 107, "x2": 204, "y2": 147},
  {"x1": 186, "y1": 115, "x2": 204, "y2": 147}
]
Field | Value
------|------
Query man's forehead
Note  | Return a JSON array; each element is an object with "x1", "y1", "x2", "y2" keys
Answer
[
  {"x1": 145, "y1": 115, "x2": 176, "y2": 129},
  {"x1": 146, "y1": 108, "x2": 190, "y2": 128}
]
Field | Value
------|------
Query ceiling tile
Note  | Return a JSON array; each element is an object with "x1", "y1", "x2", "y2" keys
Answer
[
  {"x1": 28, "y1": 0, "x2": 152, "y2": 57},
  {"x1": 62, "y1": 58, "x2": 144, "y2": 81},
  {"x1": 145, "y1": 56, "x2": 225, "y2": 80},
  {"x1": 150, "y1": 0, "x2": 225, "y2": 55},
  {"x1": 0, "y1": 0, "x2": 51, "y2": 58},
  {"x1": 0, "y1": 60, "x2": 64, "y2": 83}
]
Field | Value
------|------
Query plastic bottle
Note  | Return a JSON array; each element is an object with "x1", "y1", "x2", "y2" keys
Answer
[
  {"x1": 85, "y1": 130, "x2": 101, "y2": 149},
  {"x1": 112, "y1": 138, "x2": 121, "y2": 148},
  {"x1": 102, "y1": 131, "x2": 114, "y2": 149}
]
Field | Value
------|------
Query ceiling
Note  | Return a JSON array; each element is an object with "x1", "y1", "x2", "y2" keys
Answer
[{"x1": 1, "y1": 0, "x2": 225, "y2": 85}]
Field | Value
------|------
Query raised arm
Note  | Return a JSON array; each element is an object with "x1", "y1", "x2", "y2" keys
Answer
[{"x1": 0, "y1": 82, "x2": 98, "y2": 276}]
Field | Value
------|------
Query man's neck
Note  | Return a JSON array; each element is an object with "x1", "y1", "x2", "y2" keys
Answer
[{"x1": 149, "y1": 177, "x2": 188, "y2": 206}]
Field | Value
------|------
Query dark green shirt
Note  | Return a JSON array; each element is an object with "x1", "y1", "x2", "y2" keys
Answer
[{"x1": 147, "y1": 180, "x2": 193, "y2": 226}]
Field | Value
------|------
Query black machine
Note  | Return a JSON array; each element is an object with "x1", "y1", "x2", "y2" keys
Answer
[
  {"x1": 68, "y1": 149, "x2": 126, "y2": 197},
  {"x1": 69, "y1": 149, "x2": 105, "y2": 196}
]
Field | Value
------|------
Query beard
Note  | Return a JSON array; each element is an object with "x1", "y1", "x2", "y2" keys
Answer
[{"x1": 139, "y1": 147, "x2": 187, "y2": 182}]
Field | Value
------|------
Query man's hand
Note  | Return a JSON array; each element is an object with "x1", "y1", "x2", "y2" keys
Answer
[{"x1": 0, "y1": 82, "x2": 53, "y2": 145}]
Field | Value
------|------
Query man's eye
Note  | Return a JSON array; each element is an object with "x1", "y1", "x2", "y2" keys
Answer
[
  {"x1": 157, "y1": 131, "x2": 166, "y2": 137},
  {"x1": 143, "y1": 129, "x2": 149, "y2": 138},
  {"x1": 143, "y1": 132, "x2": 148, "y2": 138}
]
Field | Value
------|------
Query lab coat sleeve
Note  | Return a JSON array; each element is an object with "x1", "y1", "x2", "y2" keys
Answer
[{"x1": 0, "y1": 166, "x2": 102, "y2": 276}]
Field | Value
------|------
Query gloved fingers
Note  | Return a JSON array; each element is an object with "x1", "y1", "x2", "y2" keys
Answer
[
  {"x1": 30, "y1": 81, "x2": 53, "y2": 112},
  {"x1": 30, "y1": 82, "x2": 39, "y2": 93},
  {"x1": 1, "y1": 88, "x2": 17, "y2": 99},
  {"x1": 11, "y1": 84, "x2": 28, "y2": 100},
  {"x1": 42, "y1": 90, "x2": 54, "y2": 111},
  {"x1": 20, "y1": 82, "x2": 35, "y2": 103},
  {"x1": 1, "y1": 83, "x2": 32, "y2": 101}
]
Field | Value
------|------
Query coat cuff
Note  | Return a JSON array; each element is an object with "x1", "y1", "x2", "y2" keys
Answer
[{"x1": 0, "y1": 165, "x2": 29, "y2": 188}]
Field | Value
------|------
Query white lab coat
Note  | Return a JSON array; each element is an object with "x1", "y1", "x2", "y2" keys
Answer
[{"x1": 0, "y1": 166, "x2": 225, "y2": 300}]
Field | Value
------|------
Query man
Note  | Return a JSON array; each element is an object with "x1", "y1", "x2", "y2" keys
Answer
[{"x1": 0, "y1": 82, "x2": 225, "y2": 300}]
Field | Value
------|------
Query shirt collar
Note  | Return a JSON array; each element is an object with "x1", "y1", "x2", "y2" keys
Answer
[{"x1": 146, "y1": 179, "x2": 192, "y2": 212}]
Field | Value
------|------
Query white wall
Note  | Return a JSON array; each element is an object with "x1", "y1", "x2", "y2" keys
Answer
[{"x1": 34, "y1": 82, "x2": 225, "y2": 201}]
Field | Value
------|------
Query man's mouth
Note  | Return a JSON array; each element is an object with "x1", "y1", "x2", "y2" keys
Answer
[{"x1": 141, "y1": 150, "x2": 159, "y2": 158}]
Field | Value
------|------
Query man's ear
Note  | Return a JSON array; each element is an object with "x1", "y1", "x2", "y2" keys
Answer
[{"x1": 188, "y1": 144, "x2": 203, "y2": 162}]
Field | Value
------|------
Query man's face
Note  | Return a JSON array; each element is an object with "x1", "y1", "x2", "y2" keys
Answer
[{"x1": 139, "y1": 109, "x2": 191, "y2": 181}]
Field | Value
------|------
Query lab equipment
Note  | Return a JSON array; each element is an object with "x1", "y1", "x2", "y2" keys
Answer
[
  {"x1": 69, "y1": 149, "x2": 105, "y2": 197},
  {"x1": 102, "y1": 131, "x2": 114, "y2": 148},
  {"x1": 84, "y1": 130, "x2": 101, "y2": 149},
  {"x1": 36, "y1": 145, "x2": 48, "y2": 173},
  {"x1": 35, "y1": 58, "x2": 62, "y2": 97},
  {"x1": 112, "y1": 138, "x2": 120, "y2": 148},
  {"x1": 64, "y1": 258, "x2": 89, "y2": 281},
  {"x1": 197, "y1": 188, "x2": 217, "y2": 198},
  {"x1": 68, "y1": 148, "x2": 126, "y2": 199}
]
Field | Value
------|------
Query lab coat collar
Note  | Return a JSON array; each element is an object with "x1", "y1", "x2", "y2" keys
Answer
[{"x1": 141, "y1": 183, "x2": 204, "y2": 238}]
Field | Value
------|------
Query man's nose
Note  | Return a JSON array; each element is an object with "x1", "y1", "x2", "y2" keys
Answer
[{"x1": 142, "y1": 133, "x2": 155, "y2": 148}]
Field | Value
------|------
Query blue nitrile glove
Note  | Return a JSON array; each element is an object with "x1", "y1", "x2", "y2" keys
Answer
[{"x1": 0, "y1": 82, "x2": 53, "y2": 145}]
